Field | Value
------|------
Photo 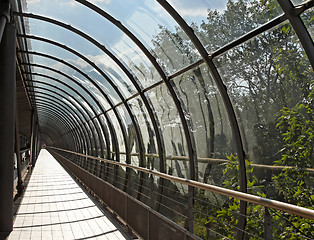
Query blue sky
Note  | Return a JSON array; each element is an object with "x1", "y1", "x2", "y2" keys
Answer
[{"x1": 25, "y1": 0, "x2": 229, "y2": 93}]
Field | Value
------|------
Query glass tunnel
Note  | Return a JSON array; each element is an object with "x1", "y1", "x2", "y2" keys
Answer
[{"x1": 0, "y1": 0, "x2": 313, "y2": 239}]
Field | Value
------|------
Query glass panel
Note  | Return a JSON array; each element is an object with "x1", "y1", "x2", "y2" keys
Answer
[
  {"x1": 116, "y1": 105, "x2": 140, "y2": 165},
  {"x1": 26, "y1": 36, "x2": 122, "y2": 105},
  {"x1": 93, "y1": 118, "x2": 107, "y2": 157},
  {"x1": 107, "y1": 110, "x2": 126, "y2": 163},
  {"x1": 167, "y1": 0, "x2": 282, "y2": 53},
  {"x1": 89, "y1": 120, "x2": 100, "y2": 157},
  {"x1": 84, "y1": 122, "x2": 94, "y2": 155},
  {"x1": 172, "y1": 62, "x2": 236, "y2": 186},
  {"x1": 99, "y1": 114, "x2": 113, "y2": 160},
  {"x1": 115, "y1": 105, "x2": 141, "y2": 198},
  {"x1": 31, "y1": 66, "x2": 102, "y2": 115},
  {"x1": 128, "y1": 96, "x2": 159, "y2": 170},
  {"x1": 301, "y1": 8, "x2": 314, "y2": 42},
  {"x1": 31, "y1": 54, "x2": 113, "y2": 110},
  {"x1": 31, "y1": 79, "x2": 96, "y2": 117},
  {"x1": 292, "y1": 0, "x2": 307, "y2": 5},
  {"x1": 215, "y1": 22, "x2": 314, "y2": 207},
  {"x1": 25, "y1": 0, "x2": 201, "y2": 76},
  {"x1": 146, "y1": 83, "x2": 189, "y2": 179},
  {"x1": 128, "y1": 97, "x2": 160, "y2": 205},
  {"x1": 33, "y1": 91, "x2": 88, "y2": 123},
  {"x1": 23, "y1": 17, "x2": 137, "y2": 98}
]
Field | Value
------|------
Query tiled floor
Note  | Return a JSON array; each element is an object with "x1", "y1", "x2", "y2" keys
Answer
[{"x1": 8, "y1": 149, "x2": 130, "y2": 240}]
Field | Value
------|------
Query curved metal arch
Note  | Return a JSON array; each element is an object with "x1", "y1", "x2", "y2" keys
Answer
[
  {"x1": 36, "y1": 107, "x2": 79, "y2": 151},
  {"x1": 36, "y1": 99, "x2": 85, "y2": 153},
  {"x1": 37, "y1": 101, "x2": 79, "y2": 133},
  {"x1": 156, "y1": 0, "x2": 248, "y2": 237},
  {"x1": 74, "y1": 0, "x2": 199, "y2": 175},
  {"x1": 19, "y1": 50, "x2": 120, "y2": 163},
  {"x1": 37, "y1": 103, "x2": 78, "y2": 138},
  {"x1": 40, "y1": 131, "x2": 55, "y2": 146},
  {"x1": 27, "y1": 86, "x2": 98, "y2": 155},
  {"x1": 37, "y1": 109, "x2": 81, "y2": 153},
  {"x1": 36, "y1": 103, "x2": 83, "y2": 153},
  {"x1": 45, "y1": 2, "x2": 198, "y2": 188},
  {"x1": 36, "y1": 110, "x2": 73, "y2": 148},
  {"x1": 18, "y1": 22, "x2": 167, "y2": 204},
  {"x1": 20, "y1": 50, "x2": 134, "y2": 192},
  {"x1": 17, "y1": 33, "x2": 145, "y2": 173},
  {"x1": 35, "y1": 98, "x2": 89, "y2": 155},
  {"x1": 32, "y1": 95, "x2": 90, "y2": 155},
  {"x1": 25, "y1": 72, "x2": 106, "y2": 157},
  {"x1": 23, "y1": 63, "x2": 111, "y2": 158},
  {"x1": 13, "y1": 15, "x2": 145, "y2": 170},
  {"x1": 39, "y1": 126, "x2": 60, "y2": 147},
  {"x1": 14, "y1": 12, "x2": 194, "y2": 207},
  {"x1": 25, "y1": 80, "x2": 101, "y2": 157},
  {"x1": 28, "y1": 91, "x2": 93, "y2": 155},
  {"x1": 30, "y1": 72, "x2": 109, "y2": 158},
  {"x1": 29, "y1": 91, "x2": 95, "y2": 156},
  {"x1": 13, "y1": 16, "x2": 146, "y2": 171},
  {"x1": 39, "y1": 119, "x2": 73, "y2": 150}
]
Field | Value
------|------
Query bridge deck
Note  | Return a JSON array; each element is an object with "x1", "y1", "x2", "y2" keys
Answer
[{"x1": 8, "y1": 149, "x2": 130, "y2": 240}]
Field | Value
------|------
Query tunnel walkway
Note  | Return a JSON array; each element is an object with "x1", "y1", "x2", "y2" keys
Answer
[{"x1": 8, "y1": 149, "x2": 131, "y2": 240}]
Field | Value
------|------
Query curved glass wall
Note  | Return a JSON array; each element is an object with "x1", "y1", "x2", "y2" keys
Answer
[{"x1": 13, "y1": 0, "x2": 314, "y2": 239}]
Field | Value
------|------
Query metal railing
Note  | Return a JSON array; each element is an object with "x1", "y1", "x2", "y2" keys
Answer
[{"x1": 48, "y1": 146, "x2": 314, "y2": 221}]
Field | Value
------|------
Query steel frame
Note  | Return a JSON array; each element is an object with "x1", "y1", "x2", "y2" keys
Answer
[
  {"x1": 33, "y1": 96, "x2": 89, "y2": 154},
  {"x1": 10, "y1": 0, "x2": 314, "y2": 238},
  {"x1": 27, "y1": 87, "x2": 97, "y2": 155}
]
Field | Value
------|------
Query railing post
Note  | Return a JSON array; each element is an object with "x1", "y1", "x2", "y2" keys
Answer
[
  {"x1": 187, "y1": 185, "x2": 194, "y2": 233},
  {"x1": 264, "y1": 207, "x2": 272, "y2": 240},
  {"x1": 149, "y1": 173, "x2": 154, "y2": 208},
  {"x1": 0, "y1": 21, "x2": 16, "y2": 236}
]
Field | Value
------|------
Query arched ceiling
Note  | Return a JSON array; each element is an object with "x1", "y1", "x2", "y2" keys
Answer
[{"x1": 12, "y1": 0, "x2": 314, "y2": 196}]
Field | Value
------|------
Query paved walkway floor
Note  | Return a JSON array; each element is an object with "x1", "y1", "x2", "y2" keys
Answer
[{"x1": 8, "y1": 149, "x2": 130, "y2": 240}]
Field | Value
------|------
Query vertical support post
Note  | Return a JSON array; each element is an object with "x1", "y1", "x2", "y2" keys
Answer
[
  {"x1": 264, "y1": 207, "x2": 272, "y2": 240},
  {"x1": 35, "y1": 126, "x2": 40, "y2": 158},
  {"x1": 0, "y1": 1, "x2": 9, "y2": 41},
  {"x1": 187, "y1": 185, "x2": 194, "y2": 233},
  {"x1": 15, "y1": 101, "x2": 24, "y2": 195},
  {"x1": 149, "y1": 174, "x2": 154, "y2": 208},
  {"x1": 0, "y1": 23, "x2": 16, "y2": 235},
  {"x1": 34, "y1": 124, "x2": 38, "y2": 159},
  {"x1": 30, "y1": 110, "x2": 36, "y2": 168}
]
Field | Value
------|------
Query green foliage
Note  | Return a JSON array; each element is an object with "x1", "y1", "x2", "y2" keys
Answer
[
  {"x1": 271, "y1": 81, "x2": 314, "y2": 239},
  {"x1": 150, "y1": 0, "x2": 313, "y2": 238}
]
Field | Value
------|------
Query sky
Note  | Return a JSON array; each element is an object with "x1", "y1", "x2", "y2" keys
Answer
[{"x1": 23, "y1": 0, "x2": 230, "y2": 98}]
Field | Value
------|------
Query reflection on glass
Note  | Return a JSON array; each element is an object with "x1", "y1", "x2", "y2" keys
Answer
[
  {"x1": 116, "y1": 105, "x2": 140, "y2": 164},
  {"x1": 147, "y1": 83, "x2": 189, "y2": 179},
  {"x1": 172, "y1": 62, "x2": 235, "y2": 186},
  {"x1": 128, "y1": 97, "x2": 159, "y2": 170},
  {"x1": 107, "y1": 110, "x2": 126, "y2": 163}
]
